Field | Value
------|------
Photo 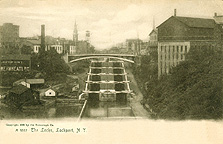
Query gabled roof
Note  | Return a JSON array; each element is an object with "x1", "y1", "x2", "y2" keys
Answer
[
  {"x1": 45, "y1": 88, "x2": 57, "y2": 93},
  {"x1": 157, "y1": 16, "x2": 216, "y2": 29},
  {"x1": 149, "y1": 29, "x2": 158, "y2": 36},
  {"x1": 175, "y1": 16, "x2": 216, "y2": 28},
  {"x1": 26, "y1": 39, "x2": 41, "y2": 45},
  {"x1": 10, "y1": 85, "x2": 29, "y2": 95},
  {"x1": 126, "y1": 39, "x2": 142, "y2": 42},
  {"x1": 214, "y1": 15, "x2": 223, "y2": 24},
  {"x1": 13, "y1": 79, "x2": 25, "y2": 85},
  {"x1": 26, "y1": 79, "x2": 44, "y2": 84},
  {"x1": 14, "y1": 79, "x2": 45, "y2": 85}
]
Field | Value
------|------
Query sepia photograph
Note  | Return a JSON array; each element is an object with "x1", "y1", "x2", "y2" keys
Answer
[{"x1": 0, "y1": 0, "x2": 223, "y2": 143}]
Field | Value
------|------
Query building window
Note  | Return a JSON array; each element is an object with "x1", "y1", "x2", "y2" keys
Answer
[
  {"x1": 177, "y1": 46, "x2": 179, "y2": 53},
  {"x1": 160, "y1": 46, "x2": 163, "y2": 52},
  {"x1": 173, "y1": 46, "x2": 175, "y2": 53},
  {"x1": 181, "y1": 46, "x2": 183, "y2": 52},
  {"x1": 185, "y1": 46, "x2": 187, "y2": 53}
]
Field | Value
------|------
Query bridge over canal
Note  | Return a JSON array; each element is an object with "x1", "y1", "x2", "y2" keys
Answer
[{"x1": 63, "y1": 53, "x2": 137, "y2": 64}]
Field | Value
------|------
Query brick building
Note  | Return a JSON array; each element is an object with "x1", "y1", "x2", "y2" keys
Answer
[
  {"x1": 213, "y1": 13, "x2": 223, "y2": 49},
  {"x1": 0, "y1": 23, "x2": 20, "y2": 53},
  {"x1": 1, "y1": 54, "x2": 31, "y2": 72},
  {"x1": 157, "y1": 11, "x2": 222, "y2": 78}
]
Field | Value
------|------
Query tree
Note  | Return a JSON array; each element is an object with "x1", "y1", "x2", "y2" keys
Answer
[
  {"x1": 38, "y1": 49, "x2": 70, "y2": 78},
  {"x1": 21, "y1": 45, "x2": 33, "y2": 54},
  {"x1": 136, "y1": 47, "x2": 223, "y2": 119}
]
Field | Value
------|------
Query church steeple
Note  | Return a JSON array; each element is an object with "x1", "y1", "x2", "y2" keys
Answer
[{"x1": 73, "y1": 20, "x2": 78, "y2": 45}]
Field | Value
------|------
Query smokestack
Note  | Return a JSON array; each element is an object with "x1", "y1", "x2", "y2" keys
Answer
[
  {"x1": 41, "y1": 25, "x2": 45, "y2": 53},
  {"x1": 214, "y1": 12, "x2": 217, "y2": 17},
  {"x1": 86, "y1": 30, "x2": 90, "y2": 42},
  {"x1": 174, "y1": 9, "x2": 177, "y2": 16}
]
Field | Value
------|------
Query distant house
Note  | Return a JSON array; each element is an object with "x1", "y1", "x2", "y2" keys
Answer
[
  {"x1": 8, "y1": 85, "x2": 39, "y2": 107},
  {"x1": 69, "y1": 45, "x2": 76, "y2": 54},
  {"x1": 147, "y1": 28, "x2": 158, "y2": 53},
  {"x1": 13, "y1": 79, "x2": 45, "y2": 89},
  {"x1": 50, "y1": 44, "x2": 63, "y2": 54},
  {"x1": 25, "y1": 39, "x2": 41, "y2": 53},
  {"x1": 126, "y1": 39, "x2": 143, "y2": 55},
  {"x1": 21, "y1": 37, "x2": 76, "y2": 54},
  {"x1": 45, "y1": 89, "x2": 56, "y2": 97}
]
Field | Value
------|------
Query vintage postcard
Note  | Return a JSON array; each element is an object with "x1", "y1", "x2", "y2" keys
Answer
[{"x1": 0, "y1": 0, "x2": 223, "y2": 143}]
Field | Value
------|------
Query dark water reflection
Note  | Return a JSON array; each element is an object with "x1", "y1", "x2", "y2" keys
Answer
[
  {"x1": 83, "y1": 101, "x2": 135, "y2": 119},
  {"x1": 0, "y1": 101, "x2": 82, "y2": 120}
]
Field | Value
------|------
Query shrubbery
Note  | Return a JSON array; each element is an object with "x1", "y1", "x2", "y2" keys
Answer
[{"x1": 134, "y1": 48, "x2": 223, "y2": 119}]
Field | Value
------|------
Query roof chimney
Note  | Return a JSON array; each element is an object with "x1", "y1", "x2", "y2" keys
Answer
[
  {"x1": 174, "y1": 9, "x2": 177, "y2": 16},
  {"x1": 214, "y1": 12, "x2": 217, "y2": 17}
]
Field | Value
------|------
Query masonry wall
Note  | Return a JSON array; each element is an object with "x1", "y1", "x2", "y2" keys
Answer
[
  {"x1": 158, "y1": 17, "x2": 215, "y2": 42},
  {"x1": 158, "y1": 42, "x2": 190, "y2": 77},
  {"x1": 157, "y1": 16, "x2": 217, "y2": 78}
]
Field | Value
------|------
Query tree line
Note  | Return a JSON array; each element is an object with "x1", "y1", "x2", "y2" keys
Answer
[{"x1": 134, "y1": 48, "x2": 223, "y2": 120}]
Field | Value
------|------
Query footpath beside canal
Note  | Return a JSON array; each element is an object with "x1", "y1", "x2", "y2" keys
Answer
[{"x1": 125, "y1": 67, "x2": 151, "y2": 118}]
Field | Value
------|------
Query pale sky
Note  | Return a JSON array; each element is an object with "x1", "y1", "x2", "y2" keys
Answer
[{"x1": 0, "y1": 0, "x2": 223, "y2": 50}]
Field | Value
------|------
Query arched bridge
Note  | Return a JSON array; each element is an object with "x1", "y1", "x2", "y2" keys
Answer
[{"x1": 63, "y1": 53, "x2": 136, "y2": 63}]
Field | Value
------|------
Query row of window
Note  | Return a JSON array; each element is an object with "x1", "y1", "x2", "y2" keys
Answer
[
  {"x1": 53, "y1": 46, "x2": 63, "y2": 51},
  {"x1": 160, "y1": 60, "x2": 179, "y2": 68},
  {"x1": 34, "y1": 47, "x2": 63, "y2": 53},
  {"x1": 34, "y1": 46, "x2": 78, "y2": 54},
  {"x1": 70, "y1": 46, "x2": 76, "y2": 54},
  {"x1": 160, "y1": 53, "x2": 185, "y2": 60},
  {"x1": 160, "y1": 45, "x2": 188, "y2": 53},
  {"x1": 160, "y1": 61, "x2": 180, "y2": 75}
]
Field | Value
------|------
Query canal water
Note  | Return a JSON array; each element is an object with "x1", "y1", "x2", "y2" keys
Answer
[
  {"x1": 0, "y1": 101, "x2": 83, "y2": 119},
  {"x1": 81, "y1": 60, "x2": 135, "y2": 120},
  {"x1": 82, "y1": 101, "x2": 135, "y2": 119}
]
